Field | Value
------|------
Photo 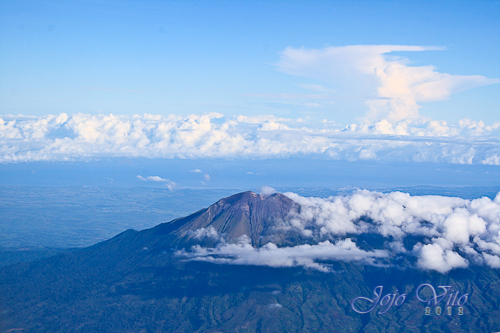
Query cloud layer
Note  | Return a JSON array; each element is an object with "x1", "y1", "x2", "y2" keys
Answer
[
  {"x1": 276, "y1": 45, "x2": 500, "y2": 122},
  {"x1": 180, "y1": 189, "x2": 500, "y2": 273},
  {"x1": 1, "y1": 113, "x2": 500, "y2": 164}
]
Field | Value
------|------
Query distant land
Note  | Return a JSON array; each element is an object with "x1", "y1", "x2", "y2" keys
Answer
[{"x1": 2, "y1": 159, "x2": 500, "y2": 189}]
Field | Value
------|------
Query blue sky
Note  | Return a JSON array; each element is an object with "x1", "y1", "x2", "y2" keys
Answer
[
  {"x1": 1, "y1": 0, "x2": 499, "y2": 122},
  {"x1": 1, "y1": 0, "x2": 500, "y2": 184}
]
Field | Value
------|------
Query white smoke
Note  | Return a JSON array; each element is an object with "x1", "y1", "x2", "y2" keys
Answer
[{"x1": 180, "y1": 190, "x2": 500, "y2": 273}]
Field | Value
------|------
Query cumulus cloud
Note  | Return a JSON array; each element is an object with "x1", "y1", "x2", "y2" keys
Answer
[
  {"x1": 1, "y1": 113, "x2": 500, "y2": 164},
  {"x1": 417, "y1": 243, "x2": 468, "y2": 273},
  {"x1": 179, "y1": 190, "x2": 500, "y2": 273},
  {"x1": 136, "y1": 175, "x2": 176, "y2": 190},
  {"x1": 275, "y1": 45, "x2": 500, "y2": 122},
  {"x1": 285, "y1": 190, "x2": 500, "y2": 272}
]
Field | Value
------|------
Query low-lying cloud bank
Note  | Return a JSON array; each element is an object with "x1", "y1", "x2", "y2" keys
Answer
[
  {"x1": 179, "y1": 190, "x2": 500, "y2": 273},
  {"x1": 1, "y1": 113, "x2": 500, "y2": 164},
  {"x1": 182, "y1": 237, "x2": 388, "y2": 272}
]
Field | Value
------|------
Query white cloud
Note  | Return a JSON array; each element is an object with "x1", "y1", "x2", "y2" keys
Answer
[
  {"x1": 259, "y1": 120, "x2": 291, "y2": 131},
  {"x1": 275, "y1": 45, "x2": 500, "y2": 122},
  {"x1": 1, "y1": 113, "x2": 500, "y2": 165},
  {"x1": 190, "y1": 169, "x2": 202, "y2": 173},
  {"x1": 136, "y1": 175, "x2": 176, "y2": 190},
  {"x1": 203, "y1": 174, "x2": 211, "y2": 181},
  {"x1": 236, "y1": 115, "x2": 291, "y2": 124},
  {"x1": 178, "y1": 189, "x2": 500, "y2": 273},
  {"x1": 188, "y1": 226, "x2": 220, "y2": 240},
  {"x1": 284, "y1": 190, "x2": 500, "y2": 272},
  {"x1": 268, "y1": 303, "x2": 283, "y2": 310},
  {"x1": 259, "y1": 186, "x2": 276, "y2": 196},
  {"x1": 483, "y1": 253, "x2": 500, "y2": 268},
  {"x1": 145, "y1": 176, "x2": 167, "y2": 182},
  {"x1": 417, "y1": 243, "x2": 468, "y2": 273},
  {"x1": 297, "y1": 83, "x2": 336, "y2": 93},
  {"x1": 180, "y1": 237, "x2": 388, "y2": 272}
]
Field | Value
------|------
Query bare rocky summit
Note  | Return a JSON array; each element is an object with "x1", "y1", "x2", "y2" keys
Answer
[{"x1": 152, "y1": 191, "x2": 303, "y2": 247}]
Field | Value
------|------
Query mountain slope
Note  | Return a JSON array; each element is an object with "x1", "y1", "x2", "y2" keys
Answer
[{"x1": 1, "y1": 191, "x2": 500, "y2": 333}]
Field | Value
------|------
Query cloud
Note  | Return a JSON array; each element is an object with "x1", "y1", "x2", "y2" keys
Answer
[
  {"x1": 203, "y1": 174, "x2": 211, "y2": 181},
  {"x1": 284, "y1": 190, "x2": 500, "y2": 272},
  {"x1": 146, "y1": 176, "x2": 167, "y2": 182},
  {"x1": 235, "y1": 115, "x2": 291, "y2": 124},
  {"x1": 180, "y1": 236, "x2": 388, "y2": 272},
  {"x1": 190, "y1": 169, "x2": 202, "y2": 173},
  {"x1": 268, "y1": 303, "x2": 283, "y2": 310},
  {"x1": 275, "y1": 45, "x2": 500, "y2": 122},
  {"x1": 188, "y1": 227, "x2": 220, "y2": 240},
  {"x1": 1, "y1": 113, "x2": 500, "y2": 165},
  {"x1": 259, "y1": 186, "x2": 276, "y2": 196},
  {"x1": 417, "y1": 243, "x2": 468, "y2": 273},
  {"x1": 136, "y1": 175, "x2": 176, "y2": 190},
  {"x1": 179, "y1": 190, "x2": 500, "y2": 273},
  {"x1": 297, "y1": 83, "x2": 337, "y2": 93}
]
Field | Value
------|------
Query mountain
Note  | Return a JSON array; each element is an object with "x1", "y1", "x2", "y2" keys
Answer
[
  {"x1": 1, "y1": 191, "x2": 500, "y2": 333},
  {"x1": 153, "y1": 191, "x2": 301, "y2": 246}
]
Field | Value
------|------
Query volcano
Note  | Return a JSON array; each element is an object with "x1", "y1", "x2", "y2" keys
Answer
[
  {"x1": 1, "y1": 191, "x2": 500, "y2": 333},
  {"x1": 153, "y1": 191, "x2": 301, "y2": 246}
]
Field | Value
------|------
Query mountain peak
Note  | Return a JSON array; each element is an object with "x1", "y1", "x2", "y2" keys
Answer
[{"x1": 157, "y1": 191, "x2": 298, "y2": 246}]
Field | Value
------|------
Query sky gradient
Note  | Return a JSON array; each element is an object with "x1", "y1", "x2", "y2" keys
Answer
[{"x1": 1, "y1": 0, "x2": 499, "y2": 123}]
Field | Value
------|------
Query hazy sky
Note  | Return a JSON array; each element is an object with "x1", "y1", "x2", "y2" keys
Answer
[{"x1": 1, "y1": 0, "x2": 499, "y2": 123}]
